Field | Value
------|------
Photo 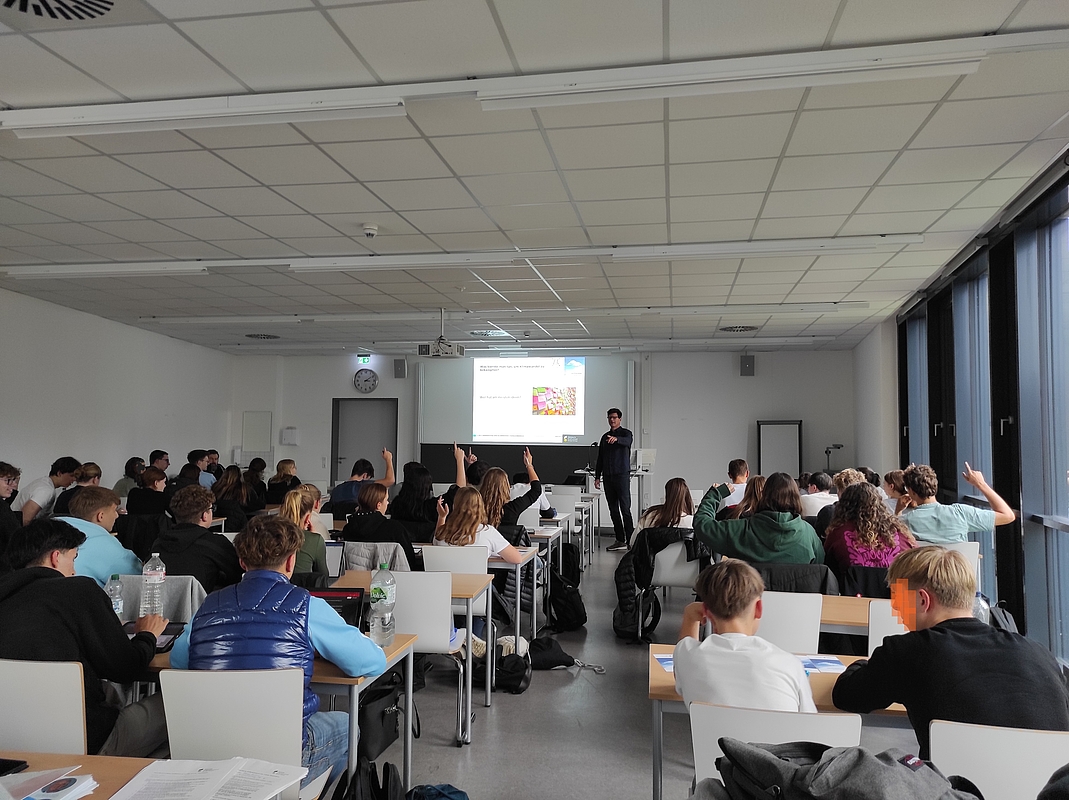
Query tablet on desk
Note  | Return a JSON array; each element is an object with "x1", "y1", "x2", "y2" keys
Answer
[
  {"x1": 123, "y1": 621, "x2": 185, "y2": 652},
  {"x1": 310, "y1": 587, "x2": 367, "y2": 631}
]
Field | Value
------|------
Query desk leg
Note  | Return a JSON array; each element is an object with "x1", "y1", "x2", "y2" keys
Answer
[
  {"x1": 348, "y1": 685, "x2": 360, "y2": 776},
  {"x1": 652, "y1": 698, "x2": 663, "y2": 800},
  {"x1": 464, "y1": 598, "x2": 473, "y2": 745},
  {"x1": 514, "y1": 563, "x2": 522, "y2": 644},
  {"x1": 403, "y1": 648, "x2": 413, "y2": 789},
  {"x1": 484, "y1": 602, "x2": 492, "y2": 708}
]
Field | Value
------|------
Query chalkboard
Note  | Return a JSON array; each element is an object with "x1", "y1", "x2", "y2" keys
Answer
[
  {"x1": 757, "y1": 420, "x2": 802, "y2": 477},
  {"x1": 419, "y1": 443, "x2": 598, "y2": 485}
]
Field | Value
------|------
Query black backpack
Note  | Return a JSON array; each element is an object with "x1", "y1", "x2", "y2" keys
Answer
[
  {"x1": 472, "y1": 644, "x2": 532, "y2": 694},
  {"x1": 547, "y1": 564, "x2": 587, "y2": 632},
  {"x1": 559, "y1": 542, "x2": 582, "y2": 586},
  {"x1": 612, "y1": 586, "x2": 661, "y2": 642}
]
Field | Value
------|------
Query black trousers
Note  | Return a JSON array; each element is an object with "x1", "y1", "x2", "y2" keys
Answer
[{"x1": 602, "y1": 472, "x2": 633, "y2": 543}]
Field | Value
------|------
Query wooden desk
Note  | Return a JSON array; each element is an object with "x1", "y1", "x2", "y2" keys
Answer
[
  {"x1": 647, "y1": 644, "x2": 905, "y2": 800},
  {"x1": 208, "y1": 516, "x2": 226, "y2": 531},
  {"x1": 0, "y1": 751, "x2": 152, "y2": 800},
  {"x1": 332, "y1": 518, "x2": 346, "y2": 532},
  {"x1": 333, "y1": 570, "x2": 494, "y2": 745},
  {"x1": 488, "y1": 546, "x2": 539, "y2": 643},
  {"x1": 819, "y1": 595, "x2": 872, "y2": 635}
]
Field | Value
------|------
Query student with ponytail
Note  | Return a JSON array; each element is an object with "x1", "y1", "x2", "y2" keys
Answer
[{"x1": 279, "y1": 486, "x2": 328, "y2": 578}]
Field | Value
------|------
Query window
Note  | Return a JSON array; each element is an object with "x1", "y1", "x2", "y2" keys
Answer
[{"x1": 905, "y1": 315, "x2": 929, "y2": 465}]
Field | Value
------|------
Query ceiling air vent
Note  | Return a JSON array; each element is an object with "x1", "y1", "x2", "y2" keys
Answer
[
  {"x1": 469, "y1": 329, "x2": 510, "y2": 338},
  {"x1": 245, "y1": 333, "x2": 281, "y2": 340},
  {"x1": 719, "y1": 325, "x2": 759, "y2": 333},
  {"x1": 3, "y1": 0, "x2": 114, "y2": 20}
]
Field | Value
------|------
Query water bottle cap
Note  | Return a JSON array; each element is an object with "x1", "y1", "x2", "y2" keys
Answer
[
  {"x1": 379, "y1": 562, "x2": 388, "y2": 569},
  {"x1": 111, "y1": 574, "x2": 120, "y2": 580},
  {"x1": 151, "y1": 553, "x2": 160, "y2": 557}
]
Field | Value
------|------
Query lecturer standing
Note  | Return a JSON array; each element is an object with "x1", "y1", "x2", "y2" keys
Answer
[{"x1": 595, "y1": 407, "x2": 634, "y2": 552}]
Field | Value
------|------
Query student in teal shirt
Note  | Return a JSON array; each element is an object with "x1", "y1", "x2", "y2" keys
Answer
[{"x1": 900, "y1": 462, "x2": 1014, "y2": 544}]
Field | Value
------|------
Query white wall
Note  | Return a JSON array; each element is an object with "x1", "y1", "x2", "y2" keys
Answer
[
  {"x1": 647, "y1": 350, "x2": 856, "y2": 501},
  {"x1": 853, "y1": 319, "x2": 900, "y2": 472},
  {"x1": 0, "y1": 288, "x2": 233, "y2": 484}
]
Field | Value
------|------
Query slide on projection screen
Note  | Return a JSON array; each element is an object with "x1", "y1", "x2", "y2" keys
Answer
[{"x1": 473, "y1": 357, "x2": 586, "y2": 443}]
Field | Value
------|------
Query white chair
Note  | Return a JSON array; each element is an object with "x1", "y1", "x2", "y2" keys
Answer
[
  {"x1": 548, "y1": 485, "x2": 585, "y2": 552},
  {"x1": 160, "y1": 668, "x2": 329, "y2": 800},
  {"x1": 929, "y1": 720, "x2": 1069, "y2": 800},
  {"x1": 651, "y1": 541, "x2": 700, "y2": 592},
  {"x1": 690, "y1": 702, "x2": 862, "y2": 782},
  {"x1": 758, "y1": 591, "x2": 823, "y2": 654},
  {"x1": 325, "y1": 541, "x2": 344, "y2": 578},
  {"x1": 0, "y1": 659, "x2": 86, "y2": 754},
  {"x1": 942, "y1": 541, "x2": 981, "y2": 586},
  {"x1": 516, "y1": 502, "x2": 541, "y2": 531},
  {"x1": 421, "y1": 545, "x2": 490, "y2": 618},
  {"x1": 392, "y1": 571, "x2": 470, "y2": 744},
  {"x1": 432, "y1": 483, "x2": 451, "y2": 497},
  {"x1": 867, "y1": 598, "x2": 908, "y2": 656}
]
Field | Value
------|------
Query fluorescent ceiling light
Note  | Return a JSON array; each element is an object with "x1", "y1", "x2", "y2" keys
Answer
[
  {"x1": 0, "y1": 91, "x2": 405, "y2": 139},
  {"x1": 611, "y1": 236, "x2": 921, "y2": 261},
  {"x1": 288, "y1": 249, "x2": 613, "y2": 273},
  {"x1": 3, "y1": 262, "x2": 208, "y2": 279},
  {"x1": 141, "y1": 315, "x2": 305, "y2": 325}
]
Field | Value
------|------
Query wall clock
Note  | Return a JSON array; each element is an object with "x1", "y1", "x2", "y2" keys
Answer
[{"x1": 354, "y1": 368, "x2": 379, "y2": 393}]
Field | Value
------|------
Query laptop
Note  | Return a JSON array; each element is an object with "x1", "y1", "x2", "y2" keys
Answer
[{"x1": 309, "y1": 587, "x2": 368, "y2": 631}]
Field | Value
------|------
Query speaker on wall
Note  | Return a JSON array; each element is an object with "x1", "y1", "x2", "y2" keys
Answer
[
  {"x1": 740, "y1": 355, "x2": 755, "y2": 377},
  {"x1": 394, "y1": 358, "x2": 408, "y2": 379}
]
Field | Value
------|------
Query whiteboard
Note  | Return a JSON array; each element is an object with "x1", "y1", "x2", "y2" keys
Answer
[{"x1": 757, "y1": 420, "x2": 802, "y2": 476}]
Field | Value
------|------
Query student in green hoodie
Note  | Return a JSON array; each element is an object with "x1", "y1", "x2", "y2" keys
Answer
[{"x1": 693, "y1": 472, "x2": 823, "y2": 564}]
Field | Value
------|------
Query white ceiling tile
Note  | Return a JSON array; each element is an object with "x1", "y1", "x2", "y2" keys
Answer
[
  {"x1": 830, "y1": 0, "x2": 1020, "y2": 46},
  {"x1": 992, "y1": 139, "x2": 1068, "y2": 179},
  {"x1": 788, "y1": 105, "x2": 935, "y2": 155},
  {"x1": 0, "y1": 133, "x2": 95, "y2": 160},
  {"x1": 404, "y1": 208, "x2": 497, "y2": 234},
  {"x1": 547, "y1": 123, "x2": 664, "y2": 170},
  {"x1": 739, "y1": 256, "x2": 817, "y2": 271},
  {"x1": 952, "y1": 51, "x2": 1069, "y2": 101},
  {"x1": 670, "y1": 194, "x2": 764, "y2": 222},
  {"x1": 463, "y1": 172, "x2": 570, "y2": 206},
  {"x1": 177, "y1": 11, "x2": 376, "y2": 92},
  {"x1": 563, "y1": 166, "x2": 665, "y2": 201},
  {"x1": 957, "y1": 177, "x2": 1032, "y2": 208},
  {"x1": 281, "y1": 237, "x2": 367, "y2": 256},
  {"x1": 216, "y1": 146, "x2": 354, "y2": 186},
  {"x1": 0, "y1": 198, "x2": 66, "y2": 224},
  {"x1": 752, "y1": 215, "x2": 846, "y2": 238},
  {"x1": 763, "y1": 187, "x2": 867, "y2": 217},
  {"x1": 735, "y1": 270, "x2": 803, "y2": 285},
  {"x1": 1006, "y1": 0, "x2": 1069, "y2": 28},
  {"x1": 9, "y1": 245, "x2": 97, "y2": 262},
  {"x1": 144, "y1": 240, "x2": 238, "y2": 260},
  {"x1": 537, "y1": 101, "x2": 664, "y2": 129},
  {"x1": 577, "y1": 198, "x2": 666, "y2": 227},
  {"x1": 669, "y1": 159, "x2": 777, "y2": 196},
  {"x1": 361, "y1": 235, "x2": 441, "y2": 254},
  {"x1": 669, "y1": 0, "x2": 839, "y2": 58},
  {"x1": 100, "y1": 191, "x2": 223, "y2": 219},
  {"x1": 669, "y1": 90, "x2": 804, "y2": 120},
  {"x1": 407, "y1": 97, "x2": 537, "y2": 137},
  {"x1": 329, "y1": 0, "x2": 513, "y2": 82},
  {"x1": 0, "y1": 37, "x2": 121, "y2": 106},
  {"x1": 773, "y1": 152, "x2": 897, "y2": 190},
  {"x1": 430, "y1": 231, "x2": 515, "y2": 251},
  {"x1": 927, "y1": 207, "x2": 999, "y2": 233},
  {"x1": 882, "y1": 250, "x2": 956, "y2": 268},
  {"x1": 0, "y1": 226, "x2": 63, "y2": 247},
  {"x1": 316, "y1": 212, "x2": 417, "y2": 237},
  {"x1": 838, "y1": 211, "x2": 942, "y2": 235},
  {"x1": 275, "y1": 183, "x2": 389, "y2": 215},
  {"x1": 79, "y1": 131, "x2": 203, "y2": 155},
  {"x1": 11, "y1": 158, "x2": 160, "y2": 194},
  {"x1": 912, "y1": 94, "x2": 1069, "y2": 148},
  {"x1": 672, "y1": 272, "x2": 736, "y2": 287},
  {"x1": 292, "y1": 116, "x2": 422, "y2": 143},
  {"x1": 183, "y1": 125, "x2": 310, "y2": 149},
  {"x1": 670, "y1": 220, "x2": 755, "y2": 241},
  {"x1": 506, "y1": 228, "x2": 592, "y2": 248},
  {"x1": 165, "y1": 217, "x2": 269, "y2": 240},
  {"x1": 80, "y1": 242, "x2": 183, "y2": 261},
  {"x1": 210, "y1": 239, "x2": 304, "y2": 258},
  {"x1": 185, "y1": 187, "x2": 304, "y2": 216},
  {"x1": 882, "y1": 144, "x2": 1023, "y2": 184},
  {"x1": 322, "y1": 140, "x2": 451, "y2": 181},
  {"x1": 433, "y1": 131, "x2": 556, "y2": 176},
  {"x1": 857, "y1": 182, "x2": 977, "y2": 214},
  {"x1": 495, "y1": 0, "x2": 661, "y2": 71},
  {"x1": 670, "y1": 114, "x2": 794, "y2": 162},
  {"x1": 588, "y1": 223, "x2": 668, "y2": 245},
  {"x1": 811, "y1": 253, "x2": 891, "y2": 270},
  {"x1": 118, "y1": 151, "x2": 258, "y2": 189},
  {"x1": 360, "y1": 178, "x2": 475, "y2": 211},
  {"x1": 485, "y1": 203, "x2": 580, "y2": 230},
  {"x1": 88, "y1": 219, "x2": 193, "y2": 242},
  {"x1": 12, "y1": 222, "x2": 122, "y2": 245},
  {"x1": 669, "y1": 259, "x2": 741, "y2": 275},
  {"x1": 146, "y1": 0, "x2": 313, "y2": 19},
  {"x1": 804, "y1": 76, "x2": 958, "y2": 109},
  {"x1": 238, "y1": 215, "x2": 343, "y2": 238},
  {"x1": 33, "y1": 24, "x2": 244, "y2": 100}
]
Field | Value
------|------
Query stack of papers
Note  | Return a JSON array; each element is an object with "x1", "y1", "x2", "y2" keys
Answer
[
  {"x1": 0, "y1": 768, "x2": 97, "y2": 800},
  {"x1": 654, "y1": 654, "x2": 674, "y2": 673},
  {"x1": 110, "y1": 758, "x2": 306, "y2": 800},
  {"x1": 797, "y1": 655, "x2": 847, "y2": 674}
]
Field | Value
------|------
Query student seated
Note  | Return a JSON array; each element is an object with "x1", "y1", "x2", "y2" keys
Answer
[
  {"x1": 799, "y1": 471, "x2": 836, "y2": 518},
  {"x1": 243, "y1": 457, "x2": 268, "y2": 507},
  {"x1": 674, "y1": 559, "x2": 815, "y2": 711},
  {"x1": 169, "y1": 516, "x2": 386, "y2": 786},
  {"x1": 279, "y1": 486, "x2": 328, "y2": 579},
  {"x1": 0, "y1": 462, "x2": 22, "y2": 567},
  {"x1": 815, "y1": 468, "x2": 866, "y2": 539},
  {"x1": 210, "y1": 465, "x2": 250, "y2": 531},
  {"x1": 187, "y1": 449, "x2": 215, "y2": 489},
  {"x1": 338, "y1": 482, "x2": 419, "y2": 569},
  {"x1": 632, "y1": 477, "x2": 695, "y2": 546},
  {"x1": 266, "y1": 459, "x2": 303, "y2": 505},
  {"x1": 12, "y1": 456, "x2": 80, "y2": 525},
  {"x1": 479, "y1": 448, "x2": 542, "y2": 529},
  {"x1": 832, "y1": 546, "x2": 1069, "y2": 759},
  {"x1": 719, "y1": 475, "x2": 765, "y2": 522},
  {"x1": 0, "y1": 519, "x2": 169, "y2": 756},
  {"x1": 434, "y1": 486, "x2": 525, "y2": 564},
  {"x1": 693, "y1": 472, "x2": 823, "y2": 565},
  {"x1": 126, "y1": 466, "x2": 170, "y2": 516},
  {"x1": 900, "y1": 462, "x2": 1014, "y2": 544},
  {"x1": 56, "y1": 486, "x2": 141, "y2": 587},
  {"x1": 327, "y1": 450, "x2": 395, "y2": 509},
  {"x1": 113, "y1": 457, "x2": 145, "y2": 498},
  {"x1": 52, "y1": 462, "x2": 102, "y2": 518},
  {"x1": 822, "y1": 483, "x2": 915, "y2": 581},
  {"x1": 153, "y1": 485, "x2": 242, "y2": 593},
  {"x1": 716, "y1": 459, "x2": 750, "y2": 512}
]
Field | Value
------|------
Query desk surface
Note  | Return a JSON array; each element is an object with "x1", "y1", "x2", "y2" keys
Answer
[
  {"x1": 332, "y1": 569, "x2": 493, "y2": 600},
  {"x1": 488, "y1": 546, "x2": 538, "y2": 567},
  {"x1": 648, "y1": 644, "x2": 905, "y2": 714},
  {"x1": 0, "y1": 751, "x2": 152, "y2": 800}
]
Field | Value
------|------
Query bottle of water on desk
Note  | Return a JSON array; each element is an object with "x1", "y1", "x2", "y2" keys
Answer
[
  {"x1": 139, "y1": 553, "x2": 166, "y2": 617},
  {"x1": 972, "y1": 591, "x2": 990, "y2": 624},
  {"x1": 106, "y1": 574, "x2": 124, "y2": 618},
  {"x1": 369, "y1": 562, "x2": 395, "y2": 647}
]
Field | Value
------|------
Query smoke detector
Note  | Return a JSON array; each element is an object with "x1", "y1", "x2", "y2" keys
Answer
[{"x1": 362, "y1": 223, "x2": 379, "y2": 239}]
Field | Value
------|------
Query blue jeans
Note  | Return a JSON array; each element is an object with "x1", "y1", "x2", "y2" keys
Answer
[{"x1": 302, "y1": 711, "x2": 349, "y2": 788}]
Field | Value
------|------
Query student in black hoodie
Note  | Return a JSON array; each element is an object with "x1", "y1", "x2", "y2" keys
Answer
[
  {"x1": 337, "y1": 482, "x2": 420, "y2": 569},
  {"x1": 0, "y1": 518, "x2": 169, "y2": 755},
  {"x1": 152, "y1": 485, "x2": 242, "y2": 593},
  {"x1": 0, "y1": 461, "x2": 23, "y2": 573}
]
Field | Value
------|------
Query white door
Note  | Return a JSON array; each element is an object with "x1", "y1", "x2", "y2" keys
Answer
[{"x1": 332, "y1": 399, "x2": 398, "y2": 488}]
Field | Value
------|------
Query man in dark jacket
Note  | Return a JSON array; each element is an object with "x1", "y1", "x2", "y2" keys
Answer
[
  {"x1": 833, "y1": 546, "x2": 1069, "y2": 759},
  {"x1": 595, "y1": 407, "x2": 634, "y2": 551},
  {"x1": 0, "y1": 518, "x2": 169, "y2": 755},
  {"x1": 153, "y1": 485, "x2": 242, "y2": 593}
]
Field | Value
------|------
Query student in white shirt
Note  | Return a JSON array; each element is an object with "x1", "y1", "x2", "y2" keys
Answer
[
  {"x1": 434, "y1": 486, "x2": 525, "y2": 564},
  {"x1": 716, "y1": 459, "x2": 749, "y2": 512},
  {"x1": 673, "y1": 559, "x2": 816, "y2": 712},
  {"x1": 800, "y1": 471, "x2": 836, "y2": 517}
]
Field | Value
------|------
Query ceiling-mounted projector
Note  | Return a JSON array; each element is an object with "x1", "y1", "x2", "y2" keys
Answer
[{"x1": 418, "y1": 337, "x2": 465, "y2": 358}]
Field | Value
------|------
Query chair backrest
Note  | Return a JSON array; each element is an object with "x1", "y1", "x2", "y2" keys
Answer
[
  {"x1": 341, "y1": 541, "x2": 410, "y2": 573},
  {"x1": 689, "y1": 702, "x2": 862, "y2": 782},
  {"x1": 942, "y1": 541, "x2": 981, "y2": 586},
  {"x1": 867, "y1": 598, "x2": 908, "y2": 656},
  {"x1": 929, "y1": 720, "x2": 1069, "y2": 800},
  {"x1": 750, "y1": 561, "x2": 839, "y2": 595},
  {"x1": 421, "y1": 545, "x2": 490, "y2": 616},
  {"x1": 432, "y1": 483, "x2": 451, "y2": 497},
  {"x1": 161, "y1": 668, "x2": 305, "y2": 800},
  {"x1": 691, "y1": 489, "x2": 705, "y2": 507},
  {"x1": 651, "y1": 540, "x2": 701, "y2": 589},
  {"x1": 840, "y1": 565, "x2": 890, "y2": 599},
  {"x1": 0, "y1": 659, "x2": 86, "y2": 754},
  {"x1": 516, "y1": 502, "x2": 541, "y2": 531},
  {"x1": 758, "y1": 591, "x2": 823, "y2": 653},
  {"x1": 325, "y1": 540, "x2": 344, "y2": 578},
  {"x1": 392, "y1": 571, "x2": 455, "y2": 654}
]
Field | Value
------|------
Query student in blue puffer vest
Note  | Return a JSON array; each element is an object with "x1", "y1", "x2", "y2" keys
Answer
[{"x1": 170, "y1": 515, "x2": 386, "y2": 787}]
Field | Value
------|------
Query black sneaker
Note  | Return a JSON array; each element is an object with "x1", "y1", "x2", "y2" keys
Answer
[{"x1": 607, "y1": 541, "x2": 628, "y2": 552}]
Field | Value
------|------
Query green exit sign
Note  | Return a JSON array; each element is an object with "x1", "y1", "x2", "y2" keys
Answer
[{"x1": 358, "y1": 355, "x2": 371, "y2": 364}]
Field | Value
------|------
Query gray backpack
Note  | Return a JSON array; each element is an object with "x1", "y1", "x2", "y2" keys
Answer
[{"x1": 712, "y1": 738, "x2": 984, "y2": 800}]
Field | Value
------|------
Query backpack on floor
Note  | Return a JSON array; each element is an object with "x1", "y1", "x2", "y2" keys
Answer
[
  {"x1": 472, "y1": 644, "x2": 532, "y2": 694},
  {"x1": 715, "y1": 738, "x2": 984, "y2": 800},
  {"x1": 612, "y1": 586, "x2": 661, "y2": 642},
  {"x1": 405, "y1": 787, "x2": 469, "y2": 800},
  {"x1": 559, "y1": 542, "x2": 582, "y2": 586},
  {"x1": 547, "y1": 564, "x2": 587, "y2": 632}
]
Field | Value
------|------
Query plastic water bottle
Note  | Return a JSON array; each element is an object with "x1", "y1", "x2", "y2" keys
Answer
[
  {"x1": 106, "y1": 574, "x2": 124, "y2": 618},
  {"x1": 139, "y1": 553, "x2": 166, "y2": 617},
  {"x1": 972, "y1": 592, "x2": 990, "y2": 624},
  {"x1": 369, "y1": 562, "x2": 396, "y2": 647}
]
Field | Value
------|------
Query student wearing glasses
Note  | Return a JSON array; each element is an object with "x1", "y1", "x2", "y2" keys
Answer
[{"x1": 151, "y1": 485, "x2": 242, "y2": 593}]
